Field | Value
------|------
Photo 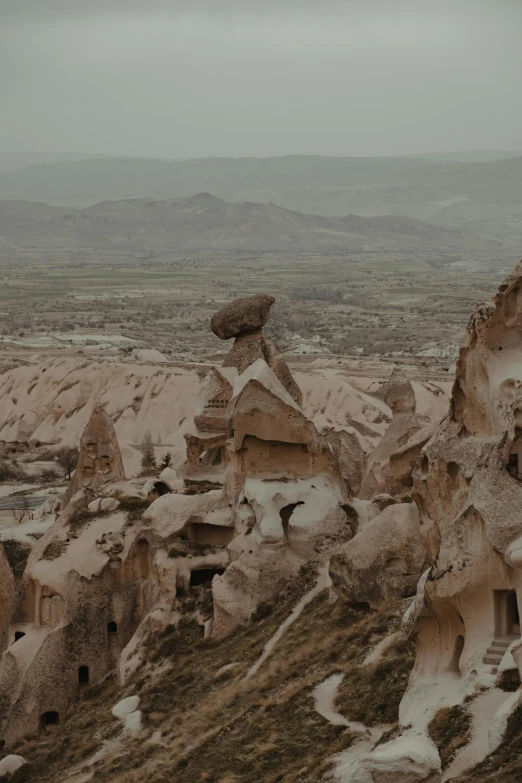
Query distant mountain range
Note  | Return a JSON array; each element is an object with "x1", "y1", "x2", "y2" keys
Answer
[
  {"x1": 0, "y1": 193, "x2": 500, "y2": 253},
  {"x1": 0, "y1": 153, "x2": 521, "y2": 242}
]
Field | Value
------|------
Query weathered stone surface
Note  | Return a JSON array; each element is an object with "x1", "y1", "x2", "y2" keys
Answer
[
  {"x1": 330, "y1": 502, "x2": 427, "y2": 607},
  {"x1": 210, "y1": 294, "x2": 275, "y2": 340},
  {"x1": 384, "y1": 367, "x2": 416, "y2": 415},
  {"x1": 223, "y1": 332, "x2": 302, "y2": 405},
  {"x1": 62, "y1": 405, "x2": 126, "y2": 508}
]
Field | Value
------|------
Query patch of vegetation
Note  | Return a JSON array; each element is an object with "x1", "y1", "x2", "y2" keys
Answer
[
  {"x1": 116, "y1": 495, "x2": 150, "y2": 525},
  {"x1": 334, "y1": 638, "x2": 416, "y2": 726},
  {"x1": 428, "y1": 704, "x2": 472, "y2": 769},
  {"x1": 0, "y1": 460, "x2": 27, "y2": 482},
  {"x1": 2, "y1": 539, "x2": 31, "y2": 576},
  {"x1": 68, "y1": 509, "x2": 92, "y2": 534},
  {"x1": 41, "y1": 539, "x2": 68, "y2": 560}
]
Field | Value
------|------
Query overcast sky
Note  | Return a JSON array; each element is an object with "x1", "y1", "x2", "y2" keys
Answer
[{"x1": 2, "y1": 0, "x2": 522, "y2": 158}]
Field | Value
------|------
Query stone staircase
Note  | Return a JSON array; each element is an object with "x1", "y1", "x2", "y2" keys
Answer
[{"x1": 483, "y1": 638, "x2": 512, "y2": 673}]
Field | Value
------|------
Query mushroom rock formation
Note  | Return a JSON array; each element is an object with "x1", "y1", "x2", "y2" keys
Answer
[
  {"x1": 61, "y1": 405, "x2": 126, "y2": 508},
  {"x1": 329, "y1": 502, "x2": 429, "y2": 609},
  {"x1": 359, "y1": 367, "x2": 426, "y2": 500},
  {"x1": 353, "y1": 262, "x2": 522, "y2": 780},
  {"x1": 211, "y1": 294, "x2": 302, "y2": 405}
]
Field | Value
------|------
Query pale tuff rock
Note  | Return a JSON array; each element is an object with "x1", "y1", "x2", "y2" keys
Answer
[
  {"x1": 0, "y1": 755, "x2": 26, "y2": 777},
  {"x1": 339, "y1": 729, "x2": 441, "y2": 783},
  {"x1": 112, "y1": 695, "x2": 140, "y2": 720},
  {"x1": 61, "y1": 405, "x2": 125, "y2": 508},
  {"x1": 359, "y1": 367, "x2": 424, "y2": 499},
  {"x1": 330, "y1": 502, "x2": 428, "y2": 607}
]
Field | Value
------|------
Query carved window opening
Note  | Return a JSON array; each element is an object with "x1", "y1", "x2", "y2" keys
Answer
[
  {"x1": 14, "y1": 632, "x2": 25, "y2": 642},
  {"x1": 108, "y1": 621, "x2": 118, "y2": 635},
  {"x1": 78, "y1": 665, "x2": 89, "y2": 685},
  {"x1": 99, "y1": 455, "x2": 111, "y2": 474},
  {"x1": 41, "y1": 711, "x2": 59, "y2": 729}
]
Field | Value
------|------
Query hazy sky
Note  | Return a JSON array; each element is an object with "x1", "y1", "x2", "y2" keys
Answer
[{"x1": 2, "y1": 0, "x2": 522, "y2": 158}]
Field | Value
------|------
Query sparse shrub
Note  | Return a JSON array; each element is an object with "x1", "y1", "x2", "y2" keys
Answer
[
  {"x1": 160, "y1": 452, "x2": 172, "y2": 469},
  {"x1": 42, "y1": 539, "x2": 68, "y2": 560},
  {"x1": 56, "y1": 446, "x2": 79, "y2": 480},
  {"x1": 0, "y1": 460, "x2": 26, "y2": 482},
  {"x1": 140, "y1": 431, "x2": 156, "y2": 472},
  {"x1": 38, "y1": 467, "x2": 60, "y2": 483}
]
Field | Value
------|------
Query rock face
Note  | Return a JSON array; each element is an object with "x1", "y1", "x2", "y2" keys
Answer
[
  {"x1": 330, "y1": 502, "x2": 428, "y2": 607},
  {"x1": 359, "y1": 367, "x2": 424, "y2": 499},
  {"x1": 210, "y1": 294, "x2": 275, "y2": 339},
  {"x1": 61, "y1": 405, "x2": 125, "y2": 508},
  {"x1": 354, "y1": 261, "x2": 522, "y2": 779}
]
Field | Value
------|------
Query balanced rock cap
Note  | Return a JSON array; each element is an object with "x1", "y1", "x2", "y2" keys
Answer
[{"x1": 211, "y1": 294, "x2": 276, "y2": 340}]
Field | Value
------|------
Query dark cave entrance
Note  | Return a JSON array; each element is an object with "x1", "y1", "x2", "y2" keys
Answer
[
  {"x1": 279, "y1": 502, "x2": 304, "y2": 537},
  {"x1": 189, "y1": 568, "x2": 225, "y2": 587},
  {"x1": 41, "y1": 711, "x2": 60, "y2": 730}
]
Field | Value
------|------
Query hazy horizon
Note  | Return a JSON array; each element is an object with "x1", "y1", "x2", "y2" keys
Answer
[{"x1": 2, "y1": 0, "x2": 522, "y2": 159}]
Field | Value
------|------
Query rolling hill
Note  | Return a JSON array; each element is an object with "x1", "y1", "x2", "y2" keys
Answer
[
  {"x1": 0, "y1": 155, "x2": 521, "y2": 242},
  {"x1": 0, "y1": 193, "x2": 500, "y2": 252}
]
